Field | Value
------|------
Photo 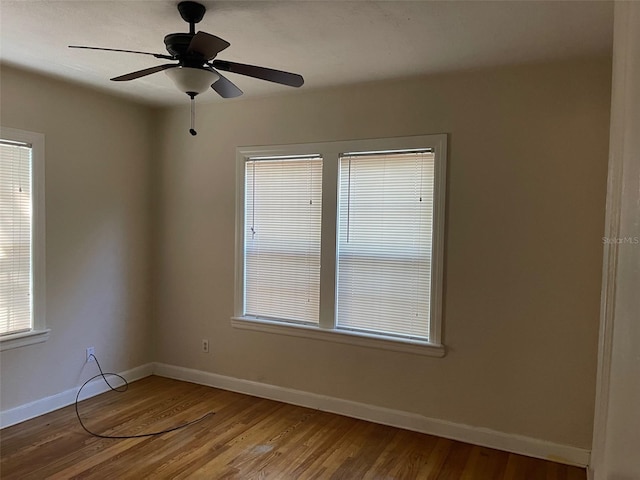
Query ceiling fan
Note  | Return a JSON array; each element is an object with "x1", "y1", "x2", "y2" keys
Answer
[{"x1": 69, "y1": 1, "x2": 304, "y2": 135}]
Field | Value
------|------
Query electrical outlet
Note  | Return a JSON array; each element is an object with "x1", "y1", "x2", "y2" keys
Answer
[
  {"x1": 86, "y1": 347, "x2": 95, "y2": 362},
  {"x1": 202, "y1": 339, "x2": 209, "y2": 353}
]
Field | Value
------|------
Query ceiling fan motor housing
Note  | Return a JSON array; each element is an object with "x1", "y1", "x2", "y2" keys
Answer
[{"x1": 164, "y1": 33, "x2": 194, "y2": 59}]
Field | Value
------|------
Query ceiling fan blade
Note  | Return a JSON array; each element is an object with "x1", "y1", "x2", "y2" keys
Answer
[
  {"x1": 69, "y1": 45, "x2": 173, "y2": 60},
  {"x1": 212, "y1": 60, "x2": 304, "y2": 87},
  {"x1": 207, "y1": 68, "x2": 243, "y2": 98},
  {"x1": 187, "y1": 32, "x2": 230, "y2": 60},
  {"x1": 111, "y1": 64, "x2": 177, "y2": 82}
]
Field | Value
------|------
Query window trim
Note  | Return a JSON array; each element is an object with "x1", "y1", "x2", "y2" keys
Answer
[
  {"x1": 234, "y1": 134, "x2": 447, "y2": 357},
  {"x1": 0, "y1": 127, "x2": 48, "y2": 351}
]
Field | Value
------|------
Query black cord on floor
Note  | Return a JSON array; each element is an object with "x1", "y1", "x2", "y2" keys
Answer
[{"x1": 75, "y1": 354, "x2": 214, "y2": 439}]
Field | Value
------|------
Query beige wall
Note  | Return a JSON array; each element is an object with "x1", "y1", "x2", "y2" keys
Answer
[
  {"x1": 0, "y1": 66, "x2": 154, "y2": 409},
  {"x1": 154, "y1": 58, "x2": 611, "y2": 449}
]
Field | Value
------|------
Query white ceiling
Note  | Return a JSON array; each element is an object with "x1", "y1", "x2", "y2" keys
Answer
[{"x1": 0, "y1": 1, "x2": 613, "y2": 107}]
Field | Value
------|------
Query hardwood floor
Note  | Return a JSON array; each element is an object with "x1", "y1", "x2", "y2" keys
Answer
[{"x1": 1, "y1": 376, "x2": 586, "y2": 479}]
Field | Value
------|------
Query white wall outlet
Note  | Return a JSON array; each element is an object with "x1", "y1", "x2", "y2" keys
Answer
[
  {"x1": 86, "y1": 347, "x2": 95, "y2": 362},
  {"x1": 202, "y1": 339, "x2": 209, "y2": 353}
]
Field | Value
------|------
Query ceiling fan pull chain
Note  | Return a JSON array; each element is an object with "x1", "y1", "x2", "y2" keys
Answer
[{"x1": 189, "y1": 94, "x2": 197, "y2": 136}]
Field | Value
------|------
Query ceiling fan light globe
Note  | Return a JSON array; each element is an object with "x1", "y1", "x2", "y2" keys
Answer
[{"x1": 165, "y1": 66, "x2": 219, "y2": 95}]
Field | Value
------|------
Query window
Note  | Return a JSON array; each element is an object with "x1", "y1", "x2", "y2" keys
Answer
[
  {"x1": 234, "y1": 135, "x2": 446, "y2": 356},
  {"x1": 0, "y1": 127, "x2": 48, "y2": 351},
  {"x1": 336, "y1": 151, "x2": 434, "y2": 339},
  {"x1": 244, "y1": 155, "x2": 322, "y2": 324}
]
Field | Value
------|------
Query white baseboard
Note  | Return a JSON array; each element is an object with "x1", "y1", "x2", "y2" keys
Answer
[
  {"x1": 153, "y1": 362, "x2": 590, "y2": 468},
  {"x1": 0, "y1": 363, "x2": 154, "y2": 429}
]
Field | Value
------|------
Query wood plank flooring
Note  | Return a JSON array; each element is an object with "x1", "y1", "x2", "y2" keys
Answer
[{"x1": 0, "y1": 376, "x2": 587, "y2": 479}]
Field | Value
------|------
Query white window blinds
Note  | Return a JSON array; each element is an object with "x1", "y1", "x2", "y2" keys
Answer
[
  {"x1": 0, "y1": 140, "x2": 33, "y2": 336},
  {"x1": 244, "y1": 155, "x2": 323, "y2": 324},
  {"x1": 336, "y1": 150, "x2": 435, "y2": 340}
]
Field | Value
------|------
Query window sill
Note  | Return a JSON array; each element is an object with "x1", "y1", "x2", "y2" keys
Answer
[
  {"x1": 0, "y1": 329, "x2": 51, "y2": 352},
  {"x1": 231, "y1": 317, "x2": 445, "y2": 357}
]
